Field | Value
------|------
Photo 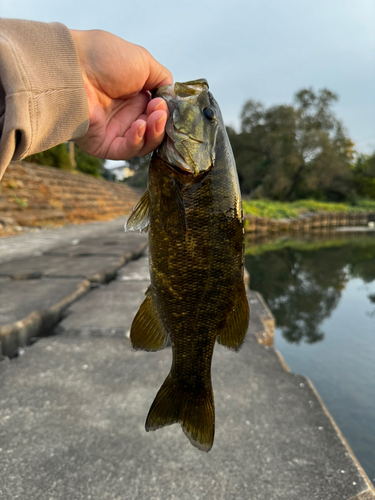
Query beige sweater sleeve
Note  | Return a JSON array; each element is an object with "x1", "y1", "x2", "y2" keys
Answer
[{"x1": 0, "y1": 19, "x2": 89, "y2": 180}]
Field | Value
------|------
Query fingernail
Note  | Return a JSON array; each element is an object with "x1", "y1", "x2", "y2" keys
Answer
[
  {"x1": 154, "y1": 100, "x2": 165, "y2": 111},
  {"x1": 137, "y1": 123, "x2": 146, "y2": 140},
  {"x1": 155, "y1": 116, "x2": 167, "y2": 134}
]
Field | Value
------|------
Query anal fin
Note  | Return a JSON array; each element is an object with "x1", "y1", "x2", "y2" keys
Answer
[
  {"x1": 216, "y1": 283, "x2": 250, "y2": 351},
  {"x1": 130, "y1": 286, "x2": 168, "y2": 351}
]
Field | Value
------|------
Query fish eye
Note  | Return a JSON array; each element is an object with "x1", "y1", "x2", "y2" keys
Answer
[{"x1": 203, "y1": 107, "x2": 215, "y2": 121}]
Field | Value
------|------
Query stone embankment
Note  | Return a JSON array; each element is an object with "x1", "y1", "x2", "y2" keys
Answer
[
  {"x1": 0, "y1": 161, "x2": 140, "y2": 236},
  {"x1": 245, "y1": 211, "x2": 375, "y2": 234}
]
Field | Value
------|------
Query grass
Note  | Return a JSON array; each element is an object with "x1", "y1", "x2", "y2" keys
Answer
[
  {"x1": 242, "y1": 199, "x2": 375, "y2": 219},
  {"x1": 12, "y1": 196, "x2": 28, "y2": 208}
]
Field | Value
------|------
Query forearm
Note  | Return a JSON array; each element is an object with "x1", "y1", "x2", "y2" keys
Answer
[{"x1": 0, "y1": 19, "x2": 89, "y2": 180}]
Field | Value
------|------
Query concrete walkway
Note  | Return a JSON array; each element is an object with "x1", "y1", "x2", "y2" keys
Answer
[{"x1": 0, "y1": 218, "x2": 374, "y2": 500}]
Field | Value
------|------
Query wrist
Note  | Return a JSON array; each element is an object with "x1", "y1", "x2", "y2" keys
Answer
[{"x1": 69, "y1": 29, "x2": 98, "y2": 122}]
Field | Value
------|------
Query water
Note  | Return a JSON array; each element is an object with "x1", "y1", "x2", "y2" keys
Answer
[{"x1": 245, "y1": 233, "x2": 375, "y2": 482}]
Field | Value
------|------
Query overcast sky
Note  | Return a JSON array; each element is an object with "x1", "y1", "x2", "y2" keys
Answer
[{"x1": 2, "y1": 0, "x2": 374, "y2": 156}]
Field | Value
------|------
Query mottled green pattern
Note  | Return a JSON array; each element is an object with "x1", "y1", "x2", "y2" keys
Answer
[{"x1": 148, "y1": 154, "x2": 245, "y2": 387}]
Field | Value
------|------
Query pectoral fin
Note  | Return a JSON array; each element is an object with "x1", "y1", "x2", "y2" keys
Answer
[
  {"x1": 159, "y1": 176, "x2": 187, "y2": 233},
  {"x1": 216, "y1": 283, "x2": 250, "y2": 351},
  {"x1": 130, "y1": 286, "x2": 168, "y2": 351},
  {"x1": 125, "y1": 191, "x2": 150, "y2": 232}
]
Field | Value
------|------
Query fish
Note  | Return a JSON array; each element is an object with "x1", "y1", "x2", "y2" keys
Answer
[{"x1": 125, "y1": 79, "x2": 249, "y2": 452}]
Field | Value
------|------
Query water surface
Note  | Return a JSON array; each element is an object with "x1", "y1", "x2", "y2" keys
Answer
[{"x1": 245, "y1": 233, "x2": 375, "y2": 482}]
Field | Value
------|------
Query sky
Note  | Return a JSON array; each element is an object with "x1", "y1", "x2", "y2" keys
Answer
[{"x1": 2, "y1": 0, "x2": 374, "y2": 157}]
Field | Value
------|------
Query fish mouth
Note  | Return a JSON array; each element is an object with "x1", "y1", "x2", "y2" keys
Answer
[
  {"x1": 152, "y1": 79, "x2": 209, "y2": 101},
  {"x1": 154, "y1": 79, "x2": 216, "y2": 176}
]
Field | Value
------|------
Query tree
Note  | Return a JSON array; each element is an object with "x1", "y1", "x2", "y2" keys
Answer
[
  {"x1": 228, "y1": 88, "x2": 355, "y2": 201},
  {"x1": 352, "y1": 152, "x2": 375, "y2": 199}
]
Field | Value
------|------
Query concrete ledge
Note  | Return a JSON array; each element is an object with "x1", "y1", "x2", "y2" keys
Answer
[
  {"x1": 0, "y1": 279, "x2": 90, "y2": 357},
  {"x1": 251, "y1": 288, "x2": 375, "y2": 498},
  {"x1": 350, "y1": 492, "x2": 375, "y2": 500},
  {"x1": 247, "y1": 290, "x2": 275, "y2": 347}
]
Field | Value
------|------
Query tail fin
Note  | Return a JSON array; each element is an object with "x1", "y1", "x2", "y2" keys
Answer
[{"x1": 145, "y1": 373, "x2": 215, "y2": 452}]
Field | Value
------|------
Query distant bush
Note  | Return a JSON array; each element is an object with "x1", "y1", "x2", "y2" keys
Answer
[
  {"x1": 25, "y1": 143, "x2": 104, "y2": 177},
  {"x1": 25, "y1": 144, "x2": 71, "y2": 170},
  {"x1": 74, "y1": 145, "x2": 103, "y2": 178}
]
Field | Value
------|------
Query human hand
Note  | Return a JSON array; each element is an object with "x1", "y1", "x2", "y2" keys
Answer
[{"x1": 70, "y1": 29, "x2": 173, "y2": 160}]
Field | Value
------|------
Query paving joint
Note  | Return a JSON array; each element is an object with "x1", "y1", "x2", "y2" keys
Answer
[{"x1": 0, "y1": 230, "x2": 148, "y2": 358}]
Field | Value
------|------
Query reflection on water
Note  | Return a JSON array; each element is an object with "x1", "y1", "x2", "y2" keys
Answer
[
  {"x1": 246, "y1": 235, "x2": 375, "y2": 344},
  {"x1": 245, "y1": 233, "x2": 375, "y2": 483}
]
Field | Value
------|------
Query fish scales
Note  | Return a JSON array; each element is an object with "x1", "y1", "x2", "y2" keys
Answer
[{"x1": 126, "y1": 79, "x2": 249, "y2": 451}]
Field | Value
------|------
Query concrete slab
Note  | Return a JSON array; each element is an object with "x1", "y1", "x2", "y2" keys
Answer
[
  {"x1": 0, "y1": 279, "x2": 90, "y2": 357},
  {"x1": 85, "y1": 231, "x2": 148, "y2": 246},
  {"x1": 55, "y1": 280, "x2": 149, "y2": 337},
  {"x1": 43, "y1": 241, "x2": 146, "y2": 258},
  {"x1": 0, "y1": 216, "x2": 130, "y2": 264},
  {"x1": 0, "y1": 335, "x2": 373, "y2": 500},
  {"x1": 0, "y1": 254, "x2": 126, "y2": 283},
  {"x1": 43, "y1": 231, "x2": 148, "y2": 258},
  {"x1": 117, "y1": 256, "x2": 150, "y2": 281}
]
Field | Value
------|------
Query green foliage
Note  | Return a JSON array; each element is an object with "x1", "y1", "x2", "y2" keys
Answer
[
  {"x1": 352, "y1": 198, "x2": 375, "y2": 210},
  {"x1": 291, "y1": 199, "x2": 350, "y2": 213},
  {"x1": 229, "y1": 87, "x2": 355, "y2": 201},
  {"x1": 74, "y1": 145, "x2": 104, "y2": 177},
  {"x1": 242, "y1": 200, "x2": 299, "y2": 219},
  {"x1": 25, "y1": 143, "x2": 104, "y2": 177},
  {"x1": 242, "y1": 199, "x2": 375, "y2": 219},
  {"x1": 352, "y1": 153, "x2": 375, "y2": 199},
  {"x1": 25, "y1": 143, "x2": 72, "y2": 170},
  {"x1": 353, "y1": 153, "x2": 375, "y2": 177}
]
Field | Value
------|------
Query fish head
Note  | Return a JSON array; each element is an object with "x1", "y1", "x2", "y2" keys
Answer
[{"x1": 154, "y1": 79, "x2": 220, "y2": 176}]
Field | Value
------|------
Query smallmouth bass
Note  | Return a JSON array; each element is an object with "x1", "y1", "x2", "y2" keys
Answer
[{"x1": 126, "y1": 79, "x2": 249, "y2": 452}]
